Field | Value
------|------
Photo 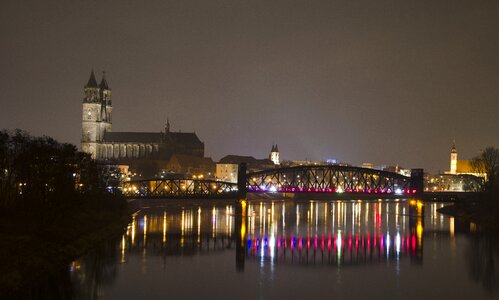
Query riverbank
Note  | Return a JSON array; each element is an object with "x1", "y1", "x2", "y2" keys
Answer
[
  {"x1": 0, "y1": 193, "x2": 131, "y2": 298},
  {"x1": 438, "y1": 193, "x2": 499, "y2": 233}
]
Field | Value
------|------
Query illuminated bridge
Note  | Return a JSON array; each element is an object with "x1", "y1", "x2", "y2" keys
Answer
[
  {"x1": 123, "y1": 165, "x2": 421, "y2": 199},
  {"x1": 247, "y1": 165, "x2": 416, "y2": 195},
  {"x1": 123, "y1": 178, "x2": 239, "y2": 198}
]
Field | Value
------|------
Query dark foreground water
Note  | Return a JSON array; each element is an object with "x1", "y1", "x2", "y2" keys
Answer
[{"x1": 66, "y1": 199, "x2": 497, "y2": 299}]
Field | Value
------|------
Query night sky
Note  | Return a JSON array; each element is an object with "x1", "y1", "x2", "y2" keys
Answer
[{"x1": 1, "y1": 0, "x2": 498, "y2": 172}]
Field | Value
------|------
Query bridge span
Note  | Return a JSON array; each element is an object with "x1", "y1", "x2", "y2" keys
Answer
[{"x1": 123, "y1": 164, "x2": 423, "y2": 199}]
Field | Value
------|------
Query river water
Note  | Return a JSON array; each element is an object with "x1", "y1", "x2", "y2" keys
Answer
[{"x1": 67, "y1": 199, "x2": 498, "y2": 299}]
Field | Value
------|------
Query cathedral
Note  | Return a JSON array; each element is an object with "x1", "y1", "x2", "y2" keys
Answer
[{"x1": 81, "y1": 70, "x2": 204, "y2": 162}]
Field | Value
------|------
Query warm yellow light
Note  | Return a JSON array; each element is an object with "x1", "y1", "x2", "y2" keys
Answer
[
  {"x1": 417, "y1": 223, "x2": 423, "y2": 238},
  {"x1": 417, "y1": 201, "x2": 423, "y2": 209}
]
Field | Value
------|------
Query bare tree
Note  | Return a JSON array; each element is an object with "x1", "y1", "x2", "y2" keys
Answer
[{"x1": 471, "y1": 147, "x2": 499, "y2": 190}]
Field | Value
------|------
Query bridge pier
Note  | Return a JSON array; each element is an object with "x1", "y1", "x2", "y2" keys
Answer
[
  {"x1": 410, "y1": 168, "x2": 424, "y2": 198},
  {"x1": 237, "y1": 163, "x2": 247, "y2": 198}
]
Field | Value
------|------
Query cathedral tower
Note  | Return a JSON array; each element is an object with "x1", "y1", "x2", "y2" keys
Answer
[
  {"x1": 450, "y1": 142, "x2": 457, "y2": 174},
  {"x1": 81, "y1": 70, "x2": 112, "y2": 158},
  {"x1": 99, "y1": 72, "x2": 112, "y2": 140}
]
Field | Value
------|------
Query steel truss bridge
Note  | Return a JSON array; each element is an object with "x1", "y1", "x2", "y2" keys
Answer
[
  {"x1": 248, "y1": 165, "x2": 413, "y2": 195},
  {"x1": 123, "y1": 165, "x2": 417, "y2": 199},
  {"x1": 123, "y1": 178, "x2": 238, "y2": 198}
]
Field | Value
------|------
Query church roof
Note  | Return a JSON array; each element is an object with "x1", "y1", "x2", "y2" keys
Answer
[
  {"x1": 86, "y1": 70, "x2": 98, "y2": 88},
  {"x1": 168, "y1": 132, "x2": 204, "y2": 147},
  {"x1": 102, "y1": 131, "x2": 204, "y2": 147},
  {"x1": 103, "y1": 132, "x2": 162, "y2": 143},
  {"x1": 220, "y1": 155, "x2": 258, "y2": 164}
]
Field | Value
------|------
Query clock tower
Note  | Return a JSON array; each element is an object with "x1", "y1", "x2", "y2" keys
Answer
[{"x1": 450, "y1": 142, "x2": 458, "y2": 174}]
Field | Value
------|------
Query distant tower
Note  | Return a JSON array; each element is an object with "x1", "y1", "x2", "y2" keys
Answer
[
  {"x1": 450, "y1": 142, "x2": 458, "y2": 174},
  {"x1": 81, "y1": 70, "x2": 112, "y2": 158},
  {"x1": 165, "y1": 118, "x2": 170, "y2": 133},
  {"x1": 269, "y1": 144, "x2": 280, "y2": 165}
]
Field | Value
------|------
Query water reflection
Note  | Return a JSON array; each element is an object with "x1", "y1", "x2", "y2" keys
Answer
[
  {"x1": 61, "y1": 199, "x2": 498, "y2": 299},
  {"x1": 70, "y1": 239, "x2": 119, "y2": 299},
  {"x1": 243, "y1": 200, "x2": 425, "y2": 267},
  {"x1": 108, "y1": 200, "x2": 428, "y2": 268}
]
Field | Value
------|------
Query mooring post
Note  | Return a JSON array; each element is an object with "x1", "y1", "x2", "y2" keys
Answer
[
  {"x1": 410, "y1": 168, "x2": 424, "y2": 198},
  {"x1": 237, "y1": 163, "x2": 247, "y2": 198}
]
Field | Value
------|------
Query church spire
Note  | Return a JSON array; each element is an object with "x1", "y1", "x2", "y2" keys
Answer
[
  {"x1": 86, "y1": 69, "x2": 98, "y2": 88},
  {"x1": 100, "y1": 71, "x2": 109, "y2": 90}
]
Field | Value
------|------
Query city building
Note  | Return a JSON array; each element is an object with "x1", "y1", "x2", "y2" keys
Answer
[
  {"x1": 425, "y1": 174, "x2": 483, "y2": 192},
  {"x1": 215, "y1": 163, "x2": 238, "y2": 183},
  {"x1": 218, "y1": 155, "x2": 275, "y2": 173},
  {"x1": 361, "y1": 162, "x2": 375, "y2": 169},
  {"x1": 80, "y1": 71, "x2": 204, "y2": 162},
  {"x1": 165, "y1": 154, "x2": 214, "y2": 177},
  {"x1": 382, "y1": 165, "x2": 411, "y2": 177}
]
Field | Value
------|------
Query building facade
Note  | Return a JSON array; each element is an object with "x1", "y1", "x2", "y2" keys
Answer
[
  {"x1": 81, "y1": 71, "x2": 204, "y2": 161},
  {"x1": 216, "y1": 163, "x2": 238, "y2": 183}
]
